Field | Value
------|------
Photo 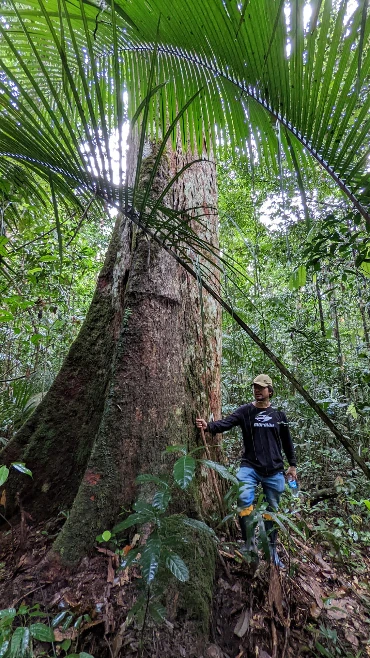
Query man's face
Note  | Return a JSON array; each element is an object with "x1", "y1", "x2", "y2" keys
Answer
[{"x1": 253, "y1": 383, "x2": 270, "y2": 402}]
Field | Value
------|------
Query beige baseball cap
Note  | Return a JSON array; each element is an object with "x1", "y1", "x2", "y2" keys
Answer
[{"x1": 253, "y1": 374, "x2": 273, "y2": 387}]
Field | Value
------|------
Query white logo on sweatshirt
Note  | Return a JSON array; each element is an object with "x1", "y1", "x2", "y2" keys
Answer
[{"x1": 254, "y1": 412, "x2": 274, "y2": 428}]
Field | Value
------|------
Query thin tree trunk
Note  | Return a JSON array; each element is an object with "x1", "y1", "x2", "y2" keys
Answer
[
  {"x1": 330, "y1": 290, "x2": 346, "y2": 396},
  {"x1": 315, "y1": 275, "x2": 326, "y2": 338},
  {"x1": 357, "y1": 277, "x2": 370, "y2": 348}
]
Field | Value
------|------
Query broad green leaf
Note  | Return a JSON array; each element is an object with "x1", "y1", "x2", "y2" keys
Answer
[
  {"x1": 113, "y1": 511, "x2": 154, "y2": 534},
  {"x1": 363, "y1": 500, "x2": 370, "y2": 511},
  {"x1": 79, "y1": 652, "x2": 95, "y2": 657},
  {"x1": 0, "y1": 466, "x2": 9, "y2": 487},
  {"x1": 135, "y1": 474, "x2": 169, "y2": 487},
  {"x1": 360, "y1": 261, "x2": 370, "y2": 277},
  {"x1": 165, "y1": 552, "x2": 189, "y2": 582},
  {"x1": 201, "y1": 459, "x2": 238, "y2": 484},
  {"x1": 268, "y1": 511, "x2": 306, "y2": 540},
  {"x1": 288, "y1": 265, "x2": 307, "y2": 291},
  {"x1": 29, "y1": 622, "x2": 55, "y2": 642},
  {"x1": 11, "y1": 463, "x2": 32, "y2": 477},
  {"x1": 141, "y1": 536, "x2": 161, "y2": 584},
  {"x1": 132, "y1": 501, "x2": 155, "y2": 514},
  {"x1": 164, "y1": 445, "x2": 187, "y2": 455},
  {"x1": 346, "y1": 403, "x2": 358, "y2": 420},
  {"x1": 39, "y1": 255, "x2": 59, "y2": 263},
  {"x1": 0, "y1": 311, "x2": 14, "y2": 323},
  {"x1": 60, "y1": 639, "x2": 71, "y2": 651},
  {"x1": 101, "y1": 531, "x2": 111, "y2": 542},
  {"x1": 152, "y1": 490, "x2": 171, "y2": 511},
  {"x1": 10, "y1": 626, "x2": 30, "y2": 656},
  {"x1": 30, "y1": 334, "x2": 43, "y2": 345},
  {"x1": 126, "y1": 593, "x2": 147, "y2": 624},
  {"x1": 173, "y1": 456, "x2": 196, "y2": 490},
  {"x1": 315, "y1": 642, "x2": 332, "y2": 658},
  {"x1": 51, "y1": 610, "x2": 68, "y2": 627},
  {"x1": 181, "y1": 518, "x2": 217, "y2": 538},
  {"x1": 0, "y1": 641, "x2": 9, "y2": 658},
  {"x1": 73, "y1": 616, "x2": 83, "y2": 628},
  {"x1": 0, "y1": 608, "x2": 16, "y2": 621},
  {"x1": 62, "y1": 615, "x2": 74, "y2": 631},
  {"x1": 148, "y1": 602, "x2": 166, "y2": 624}
]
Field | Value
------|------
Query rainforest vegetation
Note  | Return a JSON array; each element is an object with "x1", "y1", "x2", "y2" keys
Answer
[{"x1": 0, "y1": 1, "x2": 369, "y2": 657}]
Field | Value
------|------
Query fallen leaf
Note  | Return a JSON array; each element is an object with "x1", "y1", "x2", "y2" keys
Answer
[
  {"x1": 344, "y1": 630, "x2": 359, "y2": 648},
  {"x1": 328, "y1": 587, "x2": 348, "y2": 599},
  {"x1": 325, "y1": 597, "x2": 357, "y2": 621},
  {"x1": 250, "y1": 614, "x2": 265, "y2": 630},
  {"x1": 112, "y1": 619, "x2": 129, "y2": 658},
  {"x1": 53, "y1": 628, "x2": 77, "y2": 642},
  {"x1": 298, "y1": 576, "x2": 324, "y2": 609},
  {"x1": 234, "y1": 609, "x2": 250, "y2": 638},
  {"x1": 313, "y1": 552, "x2": 332, "y2": 572},
  {"x1": 0, "y1": 489, "x2": 6, "y2": 506},
  {"x1": 218, "y1": 578, "x2": 232, "y2": 590},
  {"x1": 257, "y1": 649, "x2": 272, "y2": 658},
  {"x1": 231, "y1": 582, "x2": 243, "y2": 594},
  {"x1": 309, "y1": 603, "x2": 322, "y2": 619},
  {"x1": 206, "y1": 644, "x2": 224, "y2": 657},
  {"x1": 61, "y1": 591, "x2": 81, "y2": 608},
  {"x1": 82, "y1": 619, "x2": 104, "y2": 632}
]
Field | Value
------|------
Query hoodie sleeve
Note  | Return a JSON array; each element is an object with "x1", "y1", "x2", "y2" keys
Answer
[
  {"x1": 278, "y1": 412, "x2": 297, "y2": 466},
  {"x1": 207, "y1": 407, "x2": 244, "y2": 435}
]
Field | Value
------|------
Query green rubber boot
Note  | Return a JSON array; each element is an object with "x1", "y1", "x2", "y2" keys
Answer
[
  {"x1": 264, "y1": 520, "x2": 285, "y2": 569},
  {"x1": 239, "y1": 514, "x2": 258, "y2": 562}
]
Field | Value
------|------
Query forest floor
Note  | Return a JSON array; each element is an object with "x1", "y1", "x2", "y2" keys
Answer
[{"x1": 0, "y1": 514, "x2": 369, "y2": 658}]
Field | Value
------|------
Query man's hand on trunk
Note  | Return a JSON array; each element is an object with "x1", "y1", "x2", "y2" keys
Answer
[{"x1": 196, "y1": 418, "x2": 207, "y2": 430}]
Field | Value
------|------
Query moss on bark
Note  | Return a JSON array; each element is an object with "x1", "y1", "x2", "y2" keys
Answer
[
  {"x1": 1, "y1": 218, "x2": 124, "y2": 519},
  {"x1": 160, "y1": 515, "x2": 217, "y2": 633}
]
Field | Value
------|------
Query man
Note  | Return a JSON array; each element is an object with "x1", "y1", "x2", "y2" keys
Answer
[{"x1": 196, "y1": 374, "x2": 297, "y2": 567}]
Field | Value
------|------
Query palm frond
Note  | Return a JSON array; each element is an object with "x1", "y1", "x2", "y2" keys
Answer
[{"x1": 2, "y1": 0, "x2": 370, "y2": 219}]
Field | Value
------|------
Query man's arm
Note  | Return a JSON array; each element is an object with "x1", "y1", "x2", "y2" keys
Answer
[
  {"x1": 279, "y1": 412, "x2": 297, "y2": 477},
  {"x1": 196, "y1": 407, "x2": 243, "y2": 434}
]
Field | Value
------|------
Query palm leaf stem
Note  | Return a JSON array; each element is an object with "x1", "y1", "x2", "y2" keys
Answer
[{"x1": 66, "y1": 194, "x2": 96, "y2": 246}]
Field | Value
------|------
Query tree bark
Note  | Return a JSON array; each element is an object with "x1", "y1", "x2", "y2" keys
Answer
[{"x1": 1, "y1": 142, "x2": 222, "y2": 575}]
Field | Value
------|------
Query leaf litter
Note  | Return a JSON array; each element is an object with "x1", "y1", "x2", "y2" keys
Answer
[{"x1": 0, "y1": 516, "x2": 369, "y2": 657}]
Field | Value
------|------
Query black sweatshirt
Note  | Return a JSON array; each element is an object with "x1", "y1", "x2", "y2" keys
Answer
[{"x1": 207, "y1": 403, "x2": 296, "y2": 476}]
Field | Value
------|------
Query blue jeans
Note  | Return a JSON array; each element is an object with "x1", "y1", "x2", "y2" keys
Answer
[{"x1": 237, "y1": 466, "x2": 285, "y2": 514}]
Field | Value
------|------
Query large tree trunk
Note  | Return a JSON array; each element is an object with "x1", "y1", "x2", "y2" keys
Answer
[{"x1": 2, "y1": 141, "x2": 221, "y2": 584}]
